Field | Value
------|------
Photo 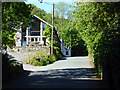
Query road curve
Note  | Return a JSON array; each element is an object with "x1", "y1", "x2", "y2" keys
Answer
[{"x1": 3, "y1": 55, "x2": 110, "y2": 88}]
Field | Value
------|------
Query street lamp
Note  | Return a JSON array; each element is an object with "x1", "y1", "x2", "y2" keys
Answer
[{"x1": 38, "y1": 0, "x2": 54, "y2": 56}]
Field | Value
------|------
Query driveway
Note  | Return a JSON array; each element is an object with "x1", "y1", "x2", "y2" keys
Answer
[{"x1": 4, "y1": 52, "x2": 110, "y2": 88}]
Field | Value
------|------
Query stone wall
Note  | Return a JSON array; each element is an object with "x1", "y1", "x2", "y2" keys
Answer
[{"x1": 12, "y1": 46, "x2": 50, "y2": 54}]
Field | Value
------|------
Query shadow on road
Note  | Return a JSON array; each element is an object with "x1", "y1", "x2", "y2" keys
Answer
[
  {"x1": 3, "y1": 68, "x2": 110, "y2": 89},
  {"x1": 2, "y1": 55, "x2": 110, "y2": 89}
]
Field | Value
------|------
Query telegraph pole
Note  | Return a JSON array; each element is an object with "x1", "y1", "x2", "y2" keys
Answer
[
  {"x1": 39, "y1": 0, "x2": 54, "y2": 56},
  {"x1": 51, "y1": 3, "x2": 54, "y2": 56}
]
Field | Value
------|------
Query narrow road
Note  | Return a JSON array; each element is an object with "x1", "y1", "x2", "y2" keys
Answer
[{"x1": 3, "y1": 55, "x2": 110, "y2": 88}]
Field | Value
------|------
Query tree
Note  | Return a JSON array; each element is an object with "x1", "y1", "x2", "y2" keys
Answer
[
  {"x1": 43, "y1": 13, "x2": 52, "y2": 25},
  {"x1": 54, "y1": 2, "x2": 72, "y2": 38},
  {"x1": 73, "y1": 2, "x2": 120, "y2": 56},
  {"x1": 30, "y1": 4, "x2": 47, "y2": 19},
  {"x1": 2, "y1": 2, "x2": 32, "y2": 48},
  {"x1": 73, "y1": 2, "x2": 120, "y2": 77},
  {"x1": 55, "y1": 2, "x2": 70, "y2": 19}
]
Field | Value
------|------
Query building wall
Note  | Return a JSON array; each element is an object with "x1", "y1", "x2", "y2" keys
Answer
[
  {"x1": 14, "y1": 16, "x2": 71, "y2": 57},
  {"x1": 20, "y1": 19, "x2": 46, "y2": 47},
  {"x1": 61, "y1": 41, "x2": 71, "y2": 57},
  {"x1": 15, "y1": 27, "x2": 22, "y2": 47}
]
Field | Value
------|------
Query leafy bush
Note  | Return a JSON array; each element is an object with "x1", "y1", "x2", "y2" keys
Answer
[
  {"x1": 55, "y1": 53, "x2": 62, "y2": 60},
  {"x1": 35, "y1": 50, "x2": 49, "y2": 57},
  {"x1": 23, "y1": 58, "x2": 29, "y2": 64},
  {"x1": 47, "y1": 55, "x2": 57, "y2": 64},
  {"x1": 40, "y1": 57, "x2": 49, "y2": 65},
  {"x1": 23, "y1": 50, "x2": 60, "y2": 66},
  {"x1": 32, "y1": 60, "x2": 43, "y2": 66}
]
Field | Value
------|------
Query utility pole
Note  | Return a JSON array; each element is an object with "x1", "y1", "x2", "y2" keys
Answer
[
  {"x1": 51, "y1": 3, "x2": 54, "y2": 56},
  {"x1": 39, "y1": 0, "x2": 54, "y2": 56},
  {"x1": 70, "y1": 36, "x2": 71, "y2": 56}
]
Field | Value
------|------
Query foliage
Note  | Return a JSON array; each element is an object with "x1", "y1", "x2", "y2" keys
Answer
[
  {"x1": 2, "y1": 2, "x2": 32, "y2": 48},
  {"x1": 43, "y1": 2, "x2": 87, "y2": 56},
  {"x1": 93, "y1": 29, "x2": 120, "y2": 77},
  {"x1": 55, "y1": 53, "x2": 62, "y2": 60},
  {"x1": 26, "y1": 50, "x2": 49, "y2": 66},
  {"x1": 30, "y1": 4, "x2": 47, "y2": 19},
  {"x1": 73, "y1": 2, "x2": 120, "y2": 76},
  {"x1": 43, "y1": 25, "x2": 51, "y2": 37},
  {"x1": 43, "y1": 25, "x2": 62, "y2": 56},
  {"x1": 35, "y1": 50, "x2": 49, "y2": 58},
  {"x1": 47, "y1": 54, "x2": 57, "y2": 64},
  {"x1": 54, "y1": 2, "x2": 87, "y2": 56},
  {"x1": 55, "y1": 2, "x2": 71, "y2": 19},
  {"x1": 54, "y1": 2, "x2": 73, "y2": 38},
  {"x1": 43, "y1": 13, "x2": 52, "y2": 25},
  {"x1": 23, "y1": 50, "x2": 61, "y2": 66}
]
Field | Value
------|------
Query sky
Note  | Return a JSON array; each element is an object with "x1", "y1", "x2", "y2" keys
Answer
[{"x1": 25, "y1": 0, "x2": 76, "y2": 14}]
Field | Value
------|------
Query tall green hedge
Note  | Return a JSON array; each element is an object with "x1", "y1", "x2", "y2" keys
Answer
[
  {"x1": 74, "y1": 2, "x2": 120, "y2": 77},
  {"x1": 93, "y1": 29, "x2": 120, "y2": 76}
]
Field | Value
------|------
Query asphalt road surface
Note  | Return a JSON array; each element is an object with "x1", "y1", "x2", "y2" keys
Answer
[{"x1": 3, "y1": 54, "x2": 110, "y2": 89}]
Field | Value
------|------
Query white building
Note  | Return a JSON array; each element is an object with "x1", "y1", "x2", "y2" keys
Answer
[
  {"x1": 15, "y1": 15, "x2": 71, "y2": 57},
  {"x1": 61, "y1": 39, "x2": 71, "y2": 57}
]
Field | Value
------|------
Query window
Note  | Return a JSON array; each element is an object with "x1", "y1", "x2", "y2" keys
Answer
[
  {"x1": 35, "y1": 38, "x2": 37, "y2": 41},
  {"x1": 30, "y1": 18, "x2": 40, "y2": 36},
  {"x1": 31, "y1": 38, "x2": 34, "y2": 41},
  {"x1": 66, "y1": 51, "x2": 68, "y2": 55}
]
